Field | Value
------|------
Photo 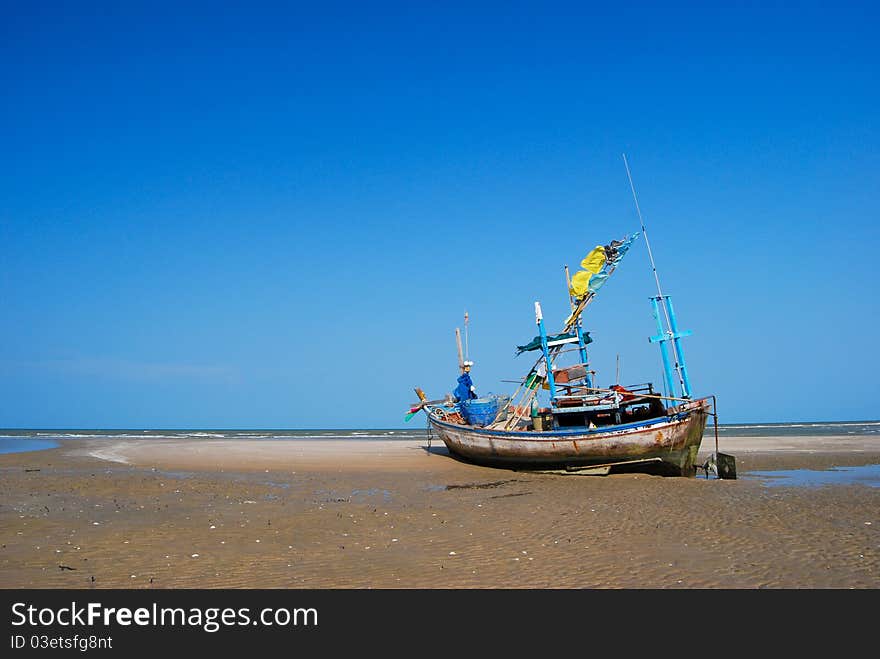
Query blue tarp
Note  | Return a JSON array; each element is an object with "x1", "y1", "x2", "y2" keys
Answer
[
  {"x1": 454, "y1": 372, "x2": 477, "y2": 402},
  {"x1": 515, "y1": 332, "x2": 592, "y2": 355}
]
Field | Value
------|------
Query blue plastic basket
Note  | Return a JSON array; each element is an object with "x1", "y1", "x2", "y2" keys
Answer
[{"x1": 460, "y1": 396, "x2": 508, "y2": 426}]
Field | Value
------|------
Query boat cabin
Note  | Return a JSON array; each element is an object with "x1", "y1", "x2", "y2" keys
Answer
[{"x1": 548, "y1": 375, "x2": 668, "y2": 430}]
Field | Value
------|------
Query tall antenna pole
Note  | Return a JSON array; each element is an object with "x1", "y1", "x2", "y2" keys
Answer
[
  {"x1": 623, "y1": 153, "x2": 688, "y2": 397},
  {"x1": 623, "y1": 153, "x2": 666, "y2": 303},
  {"x1": 464, "y1": 311, "x2": 470, "y2": 361}
]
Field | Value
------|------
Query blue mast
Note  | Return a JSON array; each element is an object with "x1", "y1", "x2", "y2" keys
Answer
[
  {"x1": 649, "y1": 296, "x2": 677, "y2": 400},
  {"x1": 574, "y1": 323, "x2": 593, "y2": 388},
  {"x1": 649, "y1": 295, "x2": 693, "y2": 398},
  {"x1": 663, "y1": 295, "x2": 693, "y2": 398},
  {"x1": 535, "y1": 301, "x2": 557, "y2": 400},
  {"x1": 564, "y1": 265, "x2": 594, "y2": 389}
]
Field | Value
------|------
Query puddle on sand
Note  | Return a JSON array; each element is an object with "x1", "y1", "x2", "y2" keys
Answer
[
  {"x1": 350, "y1": 488, "x2": 392, "y2": 502},
  {"x1": 745, "y1": 464, "x2": 880, "y2": 488},
  {"x1": 0, "y1": 438, "x2": 59, "y2": 455}
]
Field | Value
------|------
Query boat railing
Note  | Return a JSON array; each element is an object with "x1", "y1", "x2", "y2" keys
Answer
[
  {"x1": 551, "y1": 385, "x2": 710, "y2": 426},
  {"x1": 569, "y1": 386, "x2": 710, "y2": 412}
]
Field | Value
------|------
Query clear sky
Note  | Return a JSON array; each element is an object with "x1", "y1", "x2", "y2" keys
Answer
[{"x1": 1, "y1": 2, "x2": 877, "y2": 428}]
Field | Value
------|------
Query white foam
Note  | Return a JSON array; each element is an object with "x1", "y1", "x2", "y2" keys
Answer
[{"x1": 87, "y1": 444, "x2": 131, "y2": 465}]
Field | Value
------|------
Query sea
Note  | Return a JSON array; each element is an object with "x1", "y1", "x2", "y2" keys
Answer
[{"x1": 0, "y1": 421, "x2": 878, "y2": 456}]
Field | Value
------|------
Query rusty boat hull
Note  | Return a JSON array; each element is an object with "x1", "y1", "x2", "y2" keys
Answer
[{"x1": 428, "y1": 399, "x2": 710, "y2": 476}]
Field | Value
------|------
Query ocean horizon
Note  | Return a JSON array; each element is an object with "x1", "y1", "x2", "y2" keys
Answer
[{"x1": 1, "y1": 419, "x2": 878, "y2": 454}]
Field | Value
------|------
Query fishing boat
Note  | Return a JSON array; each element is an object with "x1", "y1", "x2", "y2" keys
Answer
[{"x1": 408, "y1": 157, "x2": 734, "y2": 478}]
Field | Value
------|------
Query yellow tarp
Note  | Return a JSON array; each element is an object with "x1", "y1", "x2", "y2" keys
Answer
[
  {"x1": 580, "y1": 246, "x2": 606, "y2": 274},
  {"x1": 569, "y1": 246, "x2": 606, "y2": 297},
  {"x1": 569, "y1": 270, "x2": 593, "y2": 297}
]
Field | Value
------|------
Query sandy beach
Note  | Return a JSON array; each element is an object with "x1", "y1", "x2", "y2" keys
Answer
[{"x1": 1, "y1": 435, "x2": 878, "y2": 588}]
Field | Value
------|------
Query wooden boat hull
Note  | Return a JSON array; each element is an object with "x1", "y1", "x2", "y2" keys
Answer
[{"x1": 429, "y1": 399, "x2": 709, "y2": 476}]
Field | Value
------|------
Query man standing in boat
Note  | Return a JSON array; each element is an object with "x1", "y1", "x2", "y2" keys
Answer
[
  {"x1": 453, "y1": 321, "x2": 478, "y2": 403},
  {"x1": 453, "y1": 361, "x2": 477, "y2": 402}
]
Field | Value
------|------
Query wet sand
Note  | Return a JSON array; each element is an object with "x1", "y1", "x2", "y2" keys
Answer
[{"x1": 1, "y1": 435, "x2": 878, "y2": 588}]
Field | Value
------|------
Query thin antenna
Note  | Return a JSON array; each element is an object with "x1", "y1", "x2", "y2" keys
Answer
[
  {"x1": 623, "y1": 153, "x2": 686, "y2": 396},
  {"x1": 464, "y1": 311, "x2": 470, "y2": 361},
  {"x1": 616, "y1": 354, "x2": 620, "y2": 386},
  {"x1": 623, "y1": 153, "x2": 665, "y2": 301}
]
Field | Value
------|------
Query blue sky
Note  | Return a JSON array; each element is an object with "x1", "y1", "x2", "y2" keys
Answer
[{"x1": 1, "y1": 2, "x2": 877, "y2": 428}]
